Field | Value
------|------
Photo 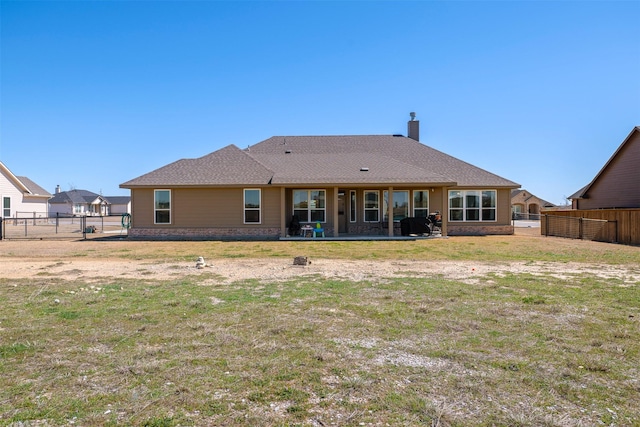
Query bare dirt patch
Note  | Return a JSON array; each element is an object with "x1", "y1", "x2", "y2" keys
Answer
[
  {"x1": 2, "y1": 230, "x2": 639, "y2": 284},
  {"x1": 2, "y1": 253, "x2": 639, "y2": 285}
]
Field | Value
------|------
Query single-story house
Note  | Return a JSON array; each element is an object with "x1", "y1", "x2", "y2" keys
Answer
[
  {"x1": 0, "y1": 161, "x2": 52, "y2": 219},
  {"x1": 120, "y1": 115, "x2": 520, "y2": 240},
  {"x1": 569, "y1": 126, "x2": 640, "y2": 209},
  {"x1": 511, "y1": 189, "x2": 555, "y2": 219},
  {"x1": 107, "y1": 196, "x2": 132, "y2": 215},
  {"x1": 49, "y1": 187, "x2": 112, "y2": 217}
]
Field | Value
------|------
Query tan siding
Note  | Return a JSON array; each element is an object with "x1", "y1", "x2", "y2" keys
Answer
[
  {"x1": 133, "y1": 187, "x2": 282, "y2": 229},
  {"x1": 261, "y1": 187, "x2": 282, "y2": 227},
  {"x1": 131, "y1": 189, "x2": 154, "y2": 227},
  {"x1": 174, "y1": 188, "x2": 236, "y2": 226},
  {"x1": 497, "y1": 188, "x2": 512, "y2": 225},
  {"x1": 175, "y1": 188, "x2": 281, "y2": 227}
]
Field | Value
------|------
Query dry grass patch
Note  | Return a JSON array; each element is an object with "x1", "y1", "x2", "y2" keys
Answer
[{"x1": 1, "y1": 266, "x2": 639, "y2": 426}]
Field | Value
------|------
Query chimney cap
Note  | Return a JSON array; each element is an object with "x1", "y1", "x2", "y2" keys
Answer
[{"x1": 410, "y1": 112, "x2": 416, "y2": 121}]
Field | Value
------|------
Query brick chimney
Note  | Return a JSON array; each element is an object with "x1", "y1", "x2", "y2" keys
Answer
[{"x1": 408, "y1": 112, "x2": 419, "y2": 141}]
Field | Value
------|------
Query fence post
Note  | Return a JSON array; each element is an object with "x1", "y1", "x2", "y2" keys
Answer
[
  {"x1": 56, "y1": 212, "x2": 59, "y2": 234},
  {"x1": 82, "y1": 216, "x2": 87, "y2": 240},
  {"x1": 0, "y1": 218, "x2": 3, "y2": 240},
  {"x1": 577, "y1": 217, "x2": 580, "y2": 240}
]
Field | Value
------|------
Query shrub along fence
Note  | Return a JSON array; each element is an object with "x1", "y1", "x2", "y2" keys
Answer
[{"x1": 541, "y1": 208, "x2": 640, "y2": 245}]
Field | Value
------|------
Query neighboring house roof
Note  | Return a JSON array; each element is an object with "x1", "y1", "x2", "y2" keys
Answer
[
  {"x1": 0, "y1": 161, "x2": 52, "y2": 198},
  {"x1": 570, "y1": 126, "x2": 640, "y2": 200},
  {"x1": 49, "y1": 189, "x2": 109, "y2": 204},
  {"x1": 568, "y1": 185, "x2": 589, "y2": 200},
  {"x1": 121, "y1": 135, "x2": 519, "y2": 188},
  {"x1": 511, "y1": 189, "x2": 555, "y2": 207},
  {"x1": 107, "y1": 196, "x2": 131, "y2": 204}
]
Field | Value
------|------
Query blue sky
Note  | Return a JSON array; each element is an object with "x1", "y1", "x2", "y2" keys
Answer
[{"x1": 1, "y1": 1, "x2": 639, "y2": 204}]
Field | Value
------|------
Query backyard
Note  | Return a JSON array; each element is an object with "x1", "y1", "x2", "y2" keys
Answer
[{"x1": 1, "y1": 229, "x2": 639, "y2": 426}]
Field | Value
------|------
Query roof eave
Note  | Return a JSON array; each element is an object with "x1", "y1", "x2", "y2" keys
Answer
[
  {"x1": 575, "y1": 126, "x2": 640, "y2": 198},
  {"x1": 0, "y1": 162, "x2": 32, "y2": 194}
]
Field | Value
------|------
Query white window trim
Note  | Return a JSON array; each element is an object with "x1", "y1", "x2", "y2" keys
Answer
[
  {"x1": 363, "y1": 190, "x2": 380, "y2": 223},
  {"x1": 243, "y1": 188, "x2": 262, "y2": 224},
  {"x1": 349, "y1": 190, "x2": 357, "y2": 223},
  {"x1": 412, "y1": 190, "x2": 430, "y2": 218},
  {"x1": 448, "y1": 189, "x2": 497, "y2": 222},
  {"x1": 2, "y1": 196, "x2": 10, "y2": 218},
  {"x1": 154, "y1": 189, "x2": 171, "y2": 225},
  {"x1": 293, "y1": 189, "x2": 326, "y2": 223}
]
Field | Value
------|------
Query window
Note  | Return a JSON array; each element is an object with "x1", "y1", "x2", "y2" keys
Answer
[
  {"x1": 3, "y1": 197, "x2": 10, "y2": 218},
  {"x1": 293, "y1": 190, "x2": 325, "y2": 222},
  {"x1": 482, "y1": 190, "x2": 497, "y2": 221},
  {"x1": 154, "y1": 190, "x2": 171, "y2": 224},
  {"x1": 449, "y1": 190, "x2": 496, "y2": 222},
  {"x1": 512, "y1": 204, "x2": 523, "y2": 219},
  {"x1": 244, "y1": 189, "x2": 261, "y2": 223},
  {"x1": 413, "y1": 190, "x2": 429, "y2": 218},
  {"x1": 363, "y1": 190, "x2": 379, "y2": 222},
  {"x1": 383, "y1": 190, "x2": 409, "y2": 222},
  {"x1": 349, "y1": 191, "x2": 356, "y2": 223}
]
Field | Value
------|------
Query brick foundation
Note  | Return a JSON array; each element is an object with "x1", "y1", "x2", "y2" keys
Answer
[
  {"x1": 129, "y1": 227, "x2": 282, "y2": 241},
  {"x1": 128, "y1": 224, "x2": 514, "y2": 240},
  {"x1": 447, "y1": 224, "x2": 514, "y2": 236}
]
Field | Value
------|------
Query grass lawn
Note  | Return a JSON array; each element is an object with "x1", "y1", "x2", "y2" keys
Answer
[{"x1": 1, "y1": 234, "x2": 639, "y2": 426}]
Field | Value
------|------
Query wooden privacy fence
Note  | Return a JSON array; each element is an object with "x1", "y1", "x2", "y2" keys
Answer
[{"x1": 541, "y1": 209, "x2": 640, "y2": 245}]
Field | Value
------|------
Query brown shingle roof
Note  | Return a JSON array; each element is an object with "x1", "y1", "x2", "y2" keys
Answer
[
  {"x1": 121, "y1": 135, "x2": 519, "y2": 188},
  {"x1": 249, "y1": 135, "x2": 518, "y2": 187},
  {"x1": 120, "y1": 145, "x2": 274, "y2": 187},
  {"x1": 251, "y1": 153, "x2": 453, "y2": 185}
]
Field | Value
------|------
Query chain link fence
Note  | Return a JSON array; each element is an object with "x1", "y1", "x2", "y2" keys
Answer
[{"x1": 1, "y1": 213, "x2": 129, "y2": 240}]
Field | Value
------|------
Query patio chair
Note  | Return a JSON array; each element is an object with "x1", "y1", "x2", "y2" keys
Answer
[
  {"x1": 313, "y1": 222, "x2": 325, "y2": 238},
  {"x1": 288, "y1": 215, "x2": 301, "y2": 236}
]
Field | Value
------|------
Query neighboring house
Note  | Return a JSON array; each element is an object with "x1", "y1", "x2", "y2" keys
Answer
[
  {"x1": 108, "y1": 196, "x2": 132, "y2": 215},
  {"x1": 0, "y1": 161, "x2": 52, "y2": 219},
  {"x1": 120, "y1": 115, "x2": 520, "y2": 240},
  {"x1": 49, "y1": 187, "x2": 111, "y2": 217},
  {"x1": 511, "y1": 189, "x2": 555, "y2": 219},
  {"x1": 569, "y1": 126, "x2": 640, "y2": 209}
]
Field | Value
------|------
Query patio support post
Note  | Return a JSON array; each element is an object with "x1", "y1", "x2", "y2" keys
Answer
[
  {"x1": 333, "y1": 187, "x2": 339, "y2": 237},
  {"x1": 441, "y1": 187, "x2": 448, "y2": 236},
  {"x1": 387, "y1": 187, "x2": 394, "y2": 237},
  {"x1": 280, "y1": 187, "x2": 286, "y2": 237}
]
